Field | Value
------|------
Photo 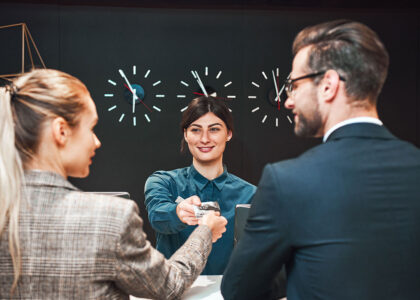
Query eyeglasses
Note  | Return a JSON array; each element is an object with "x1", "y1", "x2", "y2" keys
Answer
[{"x1": 284, "y1": 70, "x2": 346, "y2": 98}]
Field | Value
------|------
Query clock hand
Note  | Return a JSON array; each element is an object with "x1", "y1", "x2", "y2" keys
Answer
[
  {"x1": 272, "y1": 70, "x2": 281, "y2": 105},
  {"x1": 132, "y1": 88, "x2": 136, "y2": 114},
  {"x1": 277, "y1": 78, "x2": 288, "y2": 111},
  {"x1": 193, "y1": 92, "x2": 224, "y2": 100},
  {"x1": 124, "y1": 83, "x2": 153, "y2": 113},
  {"x1": 119, "y1": 69, "x2": 138, "y2": 100},
  {"x1": 193, "y1": 71, "x2": 208, "y2": 97}
]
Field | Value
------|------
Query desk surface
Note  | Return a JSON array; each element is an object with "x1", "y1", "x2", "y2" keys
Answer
[{"x1": 130, "y1": 275, "x2": 223, "y2": 300}]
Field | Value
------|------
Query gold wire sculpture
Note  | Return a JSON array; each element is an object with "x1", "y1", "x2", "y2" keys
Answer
[{"x1": 0, "y1": 23, "x2": 46, "y2": 78}]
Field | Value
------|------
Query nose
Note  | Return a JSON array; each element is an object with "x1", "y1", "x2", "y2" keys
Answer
[
  {"x1": 200, "y1": 130, "x2": 210, "y2": 143},
  {"x1": 285, "y1": 96, "x2": 294, "y2": 110},
  {"x1": 94, "y1": 134, "x2": 101, "y2": 149}
]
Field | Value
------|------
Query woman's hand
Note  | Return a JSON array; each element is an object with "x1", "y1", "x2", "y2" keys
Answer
[
  {"x1": 176, "y1": 195, "x2": 201, "y2": 225},
  {"x1": 199, "y1": 211, "x2": 228, "y2": 243}
]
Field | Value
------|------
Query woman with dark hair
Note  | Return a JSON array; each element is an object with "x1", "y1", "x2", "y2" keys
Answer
[
  {"x1": 145, "y1": 96, "x2": 256, "y2": 275},
  {"x1": 0, "y1": 69, "x2": 227, "y2": 299}
]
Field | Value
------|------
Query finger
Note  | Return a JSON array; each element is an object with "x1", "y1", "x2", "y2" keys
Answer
[
  {"x1": 180, "y1": 204, "x2": 196, "y2": 215},
  {"x1": 189, "y1": 195, "x2": 202, "y2": 206},
  {"x1": 184, "y1": 217, "x2": 199, "y2": 225}
]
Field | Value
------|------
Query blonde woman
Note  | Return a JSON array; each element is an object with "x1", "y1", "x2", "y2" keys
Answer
[{"x1": 0, "y1": 69, "x2": 227, "y2": 299}]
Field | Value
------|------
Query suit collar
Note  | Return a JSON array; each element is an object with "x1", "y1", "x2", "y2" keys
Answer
[
  {"x1": 326, "y1": 123, "x2": 396, "y2": 142},
  {"x1": 24, "y1": 170, "x2": 78, "y2": 191}
]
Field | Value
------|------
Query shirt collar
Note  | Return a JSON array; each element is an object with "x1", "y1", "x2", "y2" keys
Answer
[
  {"x1": 323, "y1": 117, "x2": 383, "y2": 143},
  {"x1": 189, "y1": 164, "x2": 229, "y2": 191}
]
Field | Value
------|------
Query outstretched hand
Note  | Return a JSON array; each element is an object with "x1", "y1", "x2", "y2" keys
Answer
[
  {"x1": 176, "y1": 195, "x2": 201, "y2": 225},
  {"x1": 199, "y1": 211, "x2": 228, "y2": 243}
]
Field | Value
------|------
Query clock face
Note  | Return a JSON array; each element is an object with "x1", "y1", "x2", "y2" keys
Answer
[
  {"x1": 247, "y1": 67, "x2": 293, "y2": 128},
  {"x1": 176, "y1": 66, "x2": 238, "y2": 113},
  {"x1": 104, "y1": 66, "x2": 165, "y2": 127}
]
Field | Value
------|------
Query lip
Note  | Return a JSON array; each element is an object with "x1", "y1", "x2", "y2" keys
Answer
[{"x1": 198, "y1": 146, "x2": 214, "y2": 153}]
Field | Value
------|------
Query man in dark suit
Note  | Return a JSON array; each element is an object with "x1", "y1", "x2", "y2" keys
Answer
[{"x1": 221, "y1": 19, "x2": 420, "y2": 300}]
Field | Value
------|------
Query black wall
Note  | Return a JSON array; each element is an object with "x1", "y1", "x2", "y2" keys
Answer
[{"x1": 1, "y1": 1, "x2": 418, "y2": 244}]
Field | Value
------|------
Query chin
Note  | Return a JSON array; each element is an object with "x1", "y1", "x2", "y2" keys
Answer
[{"x1": 69, "y1": 169, "x2": 90, "y2": 178}]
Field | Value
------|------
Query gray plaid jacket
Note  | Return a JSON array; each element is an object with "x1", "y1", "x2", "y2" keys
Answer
[{"x1": 0, "y1": 170, "x2": 212, "y2": 299}]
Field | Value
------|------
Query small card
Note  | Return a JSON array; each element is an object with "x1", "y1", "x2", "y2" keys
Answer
[{"x1": 193, "y1": 201, "x2": 221, "y2": 219}]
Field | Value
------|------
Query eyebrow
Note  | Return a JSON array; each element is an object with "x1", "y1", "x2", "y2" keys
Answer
[{"x1": 190, "y1": 123, "x2": 223, "y2": 128}]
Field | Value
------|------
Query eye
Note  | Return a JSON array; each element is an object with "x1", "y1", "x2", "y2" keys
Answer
[
  {"x1": 190, "y1": 128, "x2": 200, "y2": 133},
  {"x1": 209, "y1": 127, "x2": 220, "y2": 132}
]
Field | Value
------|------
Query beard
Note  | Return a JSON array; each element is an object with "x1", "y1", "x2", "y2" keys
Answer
[{"x1": 294, "y1": 97, "x2": 323, "y2": 137}]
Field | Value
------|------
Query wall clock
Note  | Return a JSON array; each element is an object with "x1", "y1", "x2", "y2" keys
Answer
[
  {"x1": 103, "y1": 66, "x2": 166, "y2": 126},
  {"x1": 247, "y1": 67, "x2": 293, "y2": 127},
  {"x1": 176, "y1": 66, "x2": 238, "y2": 112}
]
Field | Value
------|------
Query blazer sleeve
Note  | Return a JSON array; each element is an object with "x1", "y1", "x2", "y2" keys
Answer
[
  {"x1": 114, "y1": 201, "x2": 213, "y2": 300},
  {"x1": 221, "y1": 164, "x2": 293, "y2": 300},
  {"x1": 144, "y1": 172, "x2": 188, "y2": 234}
]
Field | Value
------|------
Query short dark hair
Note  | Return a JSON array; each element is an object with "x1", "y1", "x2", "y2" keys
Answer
[
  {"x1": 293, "y1": 19, "x2": 389, "y2": 103},
  {"x1": 180, "y1": 96, "x2": 234, "y2": 152}
]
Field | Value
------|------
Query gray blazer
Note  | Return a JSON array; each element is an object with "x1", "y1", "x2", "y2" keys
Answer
[{"x1": 0, "y1": 170, "x2": 212, "y2": 299}]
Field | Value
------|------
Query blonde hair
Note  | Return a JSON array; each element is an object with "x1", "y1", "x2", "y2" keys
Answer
[
  {"x1": 0, "y1": 68, "x2": 89, "y2": 293},
  {"x1": 0, "y1": 86, "x2": 24, "y2": 293}
]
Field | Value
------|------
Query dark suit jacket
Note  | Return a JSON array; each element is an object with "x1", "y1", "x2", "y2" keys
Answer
[{"x1": 221, "y1": 123, "x2": 420, "y2": 300}]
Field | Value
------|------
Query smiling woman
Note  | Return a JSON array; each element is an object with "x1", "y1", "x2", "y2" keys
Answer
[{"x1": 144, "y1": 96, "x2": 256, "y2": 275}]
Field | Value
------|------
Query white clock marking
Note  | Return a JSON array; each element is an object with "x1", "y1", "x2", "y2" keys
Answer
[
  {"x1": 119, "y1": 114, "x2": 125, "y2": 122},
  {"x1": 224, "y1": 81, "x2": 232, "y2": 87},
  {"x1": 104, "y1": 94, "x2": 114, "y2": 97},
  {"x1": 262, "y1": 115, "x2": 267, "y2": 123},
  {"x1": 216, "y1": 71, "x2": 222, "y2": 79},
  {"x1": 144, "y1": 69, "x2": 150, "y2": 78},
  {"x1": 252, "y1": 82, "x2": 260, "y2": 88},
  {"x1": 144, "y1": 114, "x2": 150, "y2": 122},
  {"x1": 108, "y1": 105, "x2": 117, "y2": 111},
  {"x1": 252, "y1": 107, "x2": 260, "y2": 113},
  {"x1": 153, "y1": 106, "x2": 161, "y2": 112},
  {"x1": 181, "y1": 81, "x2": 189, "y2": 87},
  {"x1": 262, "y1": 71, "x2": 268, "y2": 80},
  {"x1": 152, "y1": 80, "x2": 161, "y2": 86},
  {"x1": 108, "y1": 80, "x2": 116, "y2": 86}
]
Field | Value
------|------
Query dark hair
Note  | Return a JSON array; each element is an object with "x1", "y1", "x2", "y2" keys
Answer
[
  {"x1": 292, "y1": 19, "x2": 389, "y2": 103},
  {"x1": 180, "y1": 96, "x2": 234, "y2": 152}
]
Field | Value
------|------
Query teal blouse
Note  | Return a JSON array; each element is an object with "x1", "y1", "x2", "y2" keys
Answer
[{"x1": 144, "y1": 165, "x2": 256, "y2": 275}]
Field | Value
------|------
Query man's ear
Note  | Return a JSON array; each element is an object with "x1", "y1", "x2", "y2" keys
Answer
[
  {"x1": 51, "y1": 117, "x2": 70, "y2": 147},
  {"x1": 319, "y1": 69, "x2": 340, "y2": 103}
]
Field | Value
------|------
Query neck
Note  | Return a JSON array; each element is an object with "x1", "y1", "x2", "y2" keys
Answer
[
  {"x1": 192, "y1": 157, "x2": 224, "y2": 180},
  {"x1": 323, "y1": 99, "x2": 379, "y2": 136}
]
